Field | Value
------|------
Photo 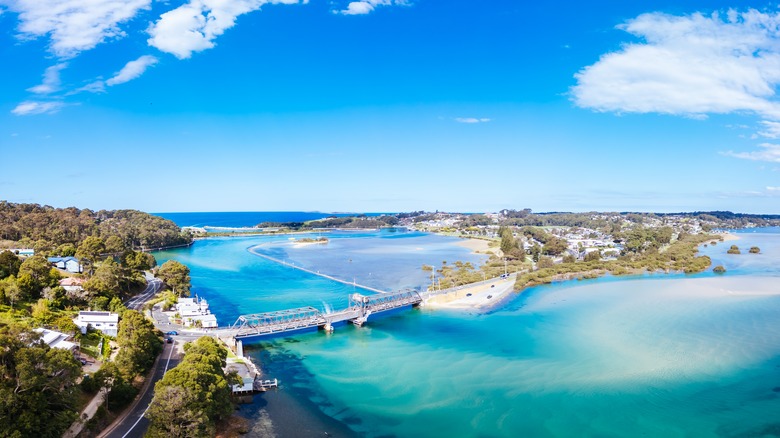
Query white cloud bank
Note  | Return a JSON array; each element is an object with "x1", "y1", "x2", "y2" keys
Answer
[
  {"x1": 27, "y1": 62, "x2": 67, "y2": 94},
  {"x1": 11, "y1": 101, "x2": 65, "y2": 115},
  {"x1": 106, "y1": 55, "x2": 158, "y2": 86},
  {"x1": 147, "y1": 0, "x2": 304, "y2": 59},
  {"x1": 80, "y1": 55, "x2": 159, "y2": 93},
  {"x1": 1, "y1": 0, "x2": 151, "y2": 58},
  {"x1": 337, "y1": 0, "x2": 408, "y2": 15},
  {"x1": 455, "y1": 117, "x2": 491, "y2": 124},
  {"x1": 723, "y1": 143, "x2": 780, "y2": 163},
  {"x1": 572, "y1": 9, "x2": 780, "y2": 120}
]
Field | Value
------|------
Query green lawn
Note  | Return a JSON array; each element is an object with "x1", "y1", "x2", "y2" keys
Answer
[{"x1": 80, "y1": 335, "x2": 102, "y2": 359}]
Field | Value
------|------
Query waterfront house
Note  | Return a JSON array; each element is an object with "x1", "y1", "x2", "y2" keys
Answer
[
  {"x1": 48, "y1": 256, "x2": 83, "y2": 273},
  {"x1": 74, "y1": 311, "x2": 119, "y2": 337},
  {"x1": 176, "y1": 297, "x2": 218, "y2": 328}
]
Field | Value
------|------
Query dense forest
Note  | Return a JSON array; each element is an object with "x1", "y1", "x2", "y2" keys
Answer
[
  {"x1": 0, "y1": 202, "x2": 192, "y2": 253},
  {"x1": 258, "y1": 214, "x2": 400, "y2": 230}
]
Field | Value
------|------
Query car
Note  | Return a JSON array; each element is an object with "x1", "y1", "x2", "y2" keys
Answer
[
  {"x1": 165, "y1": 337, "x2": 173, "y2": 344},
  {"x1": 166, "y1": 331, "x2": 178, "y2": 336},
  {"x1": 79, "y1": 358, "x2": 87, "y2": 365},
  {"x1": 466, "y1": 293, "x2": 472, "y2": 297},
  {"x1": 491, "y1": 285, "x2": 495, "y2": 288},
  {"x1": 487, "y1": 295, "x2": 493, "y2": 299}
]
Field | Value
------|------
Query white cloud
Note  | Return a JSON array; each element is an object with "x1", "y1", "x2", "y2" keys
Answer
[
  {"x1": 455, "y1": 117, "x2": 491, "y2": 124},
  {"x1": 767, "y1": 186, "x2": 780, "y2": 191},
  {"x1": 27, "y1": 62, "x2": 67, "y2": 94},
  {"x1": 337, "y1": 0, "x2": 407, "y2": 15},
  {"x1": 147, "y1": 0, "x2": 303, "y2": 59},
  {"x1": 572, "y1": 9, "x2": 780, "y2": 120},
  {"x1": 757, "y1": 120, "x2": 780, "y2": 139},
  {"x1": 11, "y1": 100, "x2": 65, "y2": 115},
  {"x1": 723, "y1": 143, "x2": 780, "y2": 163},
  {"x1": 106, "y1": 55, "x2": 158, "y2": 86},
  {"x1": 1, "y1": 0, "x2": 151, "y2": 58}
]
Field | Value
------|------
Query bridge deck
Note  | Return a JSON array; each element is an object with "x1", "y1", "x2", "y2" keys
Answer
[{"x1": 228, "y1": 290, "x2": 422, "y2": 339}]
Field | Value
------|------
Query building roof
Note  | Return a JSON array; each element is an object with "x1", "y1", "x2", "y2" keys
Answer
[
  {"x1": 33, "y1": 328, "x2": 77, "y2": 351},
  {"x1": 77, "y1": 311, "x2": 119, "y2": 323},
  {"x1": 48, "y1": 256, "x2": 80, "y2": 263},
  {"x1": 60, "y1": 277, "x2": 85, "y2": 286}
]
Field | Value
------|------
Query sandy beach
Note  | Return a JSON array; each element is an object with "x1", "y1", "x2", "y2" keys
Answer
[
  {"x1": 719, "y1": 232, "x2": 740, "y2": 241},
  {"x1": 455, "y1": 237, "x2": 501, "y2": 256},
  {"x1": 424, "y1": 275, "x2": 516, "y2": 309}
]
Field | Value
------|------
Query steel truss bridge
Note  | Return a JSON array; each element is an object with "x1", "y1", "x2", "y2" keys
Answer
[{"x1": 227, "y1": 289, "x2": 422, "y2": 339}]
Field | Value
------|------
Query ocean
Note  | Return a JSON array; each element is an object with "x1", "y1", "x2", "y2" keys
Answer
[
  {"x1": 154, "y1": 213, "x2": 780, "y2": 437},
  {"x1": 153, "y1": 211, "x2": 384, "y2": 229}
]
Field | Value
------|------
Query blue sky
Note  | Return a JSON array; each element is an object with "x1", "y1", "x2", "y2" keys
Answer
[{"x1": 1, "y1": 0, "x2": 779, "y2": 214}]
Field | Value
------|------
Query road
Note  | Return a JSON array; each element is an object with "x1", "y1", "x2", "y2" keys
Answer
[
  {"x1": 100, "y1": 276, "x2": 204, "y2": 437},
  {"x1": 124, "y1": 274, "x2": 163, "y2": 310},
  {"x1": 99, "y1": 337, "x2": 179, "y2": 438}
]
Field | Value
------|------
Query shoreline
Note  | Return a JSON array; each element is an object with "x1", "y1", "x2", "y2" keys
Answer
[{"x1": 424, "y1": 275, "x2": 517, "y2": 309}]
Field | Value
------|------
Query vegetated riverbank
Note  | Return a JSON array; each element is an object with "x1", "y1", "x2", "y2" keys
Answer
[{"x1": 513, "y1": 233, "x2": 722, "y2": 291}]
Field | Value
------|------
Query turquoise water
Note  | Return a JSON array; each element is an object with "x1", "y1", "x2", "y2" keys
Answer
[{"x1": 155, "y1": 228, "x2": 780, "y2": 437}]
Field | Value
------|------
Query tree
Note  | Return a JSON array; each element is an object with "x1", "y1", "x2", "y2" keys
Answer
[
  {"x1": 157, "y1": 260, "x2": 191, "y2": 297},
  {"x1": 1, "y1": 276, "x2": 24, "y2": 308},
  {"x1": 115, "y1": 310, "x2": 162, "y2": 379},
  {"x1": 0, "y1": 250, "x2": 21, "y2": 279},
  {"x1": 54, "y1": 243, "x2": 77, "y2": 257},
  {"x1": 146, "y1": 337, "x2": 234, "y2": 437},
  {"x1": 76, "y1": 235, "x2": 105, "y2": 274},
  {"x1": 727, "y1": 245, "x2": 741, "y2": 254},
  {"x1": 104, "y1": 235, "x2": 127, "y2": 255},
  {"x1": 122, "y1": 250, "x2": 156, "y2": 271},
  {"x1": 749, "y1": 246, "x2": 760, "y2": 254},
  {"x1": 84, "y1": 259, "x2": 123, "y2": 298},
  {"x1": 31, "y1": 298, "x2": 54, "y2": 324},
  {"x1": 499, "y1": 226, "x2": 517, "y2": 255},
  {"x1": 542, "y1": 237, "x2": 568, "y2": 256},
  {"x1": 0, "y1": 325, "x2": 82, "y2": 437},
  {"x1": 19, "y1": 255, "x2": 58, "y2": 290},
  {"x1": 584, "y1": 251, "x2": 601, "y2": 262},
  {"x1": 537, "y1": 257, "x2": 555, "y2": 269},
  {"x1": 146, "y1": 386, "x2": 211, "y2": 437}
]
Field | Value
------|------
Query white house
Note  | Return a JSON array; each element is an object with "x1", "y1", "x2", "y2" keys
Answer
[
  {"x1": 34, "y1": 328, "x2": 78, "y2": 352},
  {"x1": 59, "y1": 277, "x2": 85, "y2": 293},
  {"x1": 74, "y1": 311, "x2": 119, "y2": 337},
  {"x1": 175, "y1": 297, "x2": 218, "y2": 328},
  {"x1": 48, "y1": 256, "x2": 83, "y2": 273}
]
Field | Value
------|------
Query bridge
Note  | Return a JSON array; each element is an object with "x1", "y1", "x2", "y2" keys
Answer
[{"x1": 226, "y1": 289, "x2": 423, "y2": 340}]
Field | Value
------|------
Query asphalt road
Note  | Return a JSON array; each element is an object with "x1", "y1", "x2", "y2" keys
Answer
[
  {"x1": 100, "y1": 276, "x2": 205, "y2": 437},
  {"x1": 124, "y1": 275, "x2": 163, "y2": 310},
  {"x1": 100, "y1": 338, "x2": 179, "y2": 438}
]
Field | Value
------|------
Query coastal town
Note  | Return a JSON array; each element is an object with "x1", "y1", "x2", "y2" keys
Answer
[{"x1": 0, "y1": 203, "x2": 777, "y2": 437}]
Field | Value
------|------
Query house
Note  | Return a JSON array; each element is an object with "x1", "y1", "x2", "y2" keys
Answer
[
  {"x1": 34, "y1": 328, "x2": 78, "y2": 352},
  {"x1": 59, "y1": 277, "x2": 85, "y2": 293},
  {"x1": 6, "y1": 248, "x2": 34, "y2": 257},
  {"x1": 74, "y1": 311, "x2": 119, "y2": 337},
  {"x1": 48, "y1": 256, "x2": 83, "y2": 273},
  {"x1": 175, "y1": 297, "x2": 218, "y2": 328}
]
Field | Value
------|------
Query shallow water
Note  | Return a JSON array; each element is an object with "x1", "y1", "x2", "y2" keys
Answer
[{"x1": 155, "y1": 228, "x2": 780, "y2": 437}]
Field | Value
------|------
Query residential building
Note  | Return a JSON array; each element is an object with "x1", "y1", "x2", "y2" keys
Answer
[
  {"x1": 74, "y1": 311, "x2": 119, "y2": 337},
  {"x1": 34, "y1": 328, "x2": 77, "y2": 352},
  {"x1": 48, "y1": 256, "x2": 83, "y2": 273}
]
